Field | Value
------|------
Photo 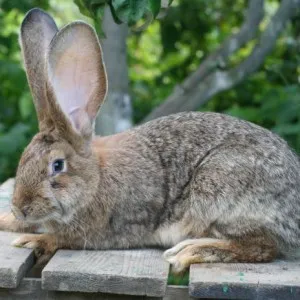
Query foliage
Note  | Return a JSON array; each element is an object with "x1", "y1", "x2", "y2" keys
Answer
[
  {"x1": 74, "y1": 0, "x2": 172, "y2": 35},
  {"x1": 128, "y1": 0, "x2": 248, "y2": 122},
  {"x1": 204, "y1": 8, "x2": 300, "y2": 152},
  {"x1": 128, "y1": 0, "x2": 300, "y2": 152},
  {"x1": 0, "y1": 0, "x2": 300, "y2": 184},
  {"x1": 0, "y1": 0, "x2": 50, "y2": 182}
]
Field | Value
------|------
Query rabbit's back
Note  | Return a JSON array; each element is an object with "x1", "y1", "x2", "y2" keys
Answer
[
  {"x1": 132, "y1": 112, "x2": 300, "y2": 202},
  {"x1": 126, "y1": 112, "x2": 300, "y2": 251}
]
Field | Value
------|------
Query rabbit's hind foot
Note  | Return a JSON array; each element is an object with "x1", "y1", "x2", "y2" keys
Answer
[{"x1": 164, "y1": 237, "x2": 278, "y2": 273}]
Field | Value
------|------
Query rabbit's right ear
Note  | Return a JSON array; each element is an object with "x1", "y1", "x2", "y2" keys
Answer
[{"x1": 20, "y1": 8, "x2": 58, "y2": 131}]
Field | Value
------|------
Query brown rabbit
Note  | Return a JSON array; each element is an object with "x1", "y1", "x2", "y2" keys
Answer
[{"x1": 1, "y1": 8, "x2": 300, "y2": 272}]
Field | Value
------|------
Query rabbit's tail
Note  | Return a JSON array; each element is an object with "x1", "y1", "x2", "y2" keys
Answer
[{"x1": 163, "y1": 237, "x2": 278, "y2": 273}]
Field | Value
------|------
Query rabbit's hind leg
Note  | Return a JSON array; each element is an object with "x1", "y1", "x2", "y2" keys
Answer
[{"x1": 164, "y1": 236, "x2": 278, "y2": 273}]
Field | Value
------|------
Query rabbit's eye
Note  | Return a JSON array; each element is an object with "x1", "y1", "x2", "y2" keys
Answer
[{"x1": 52, "y1": 159, "x2": 65, "y2": 174}]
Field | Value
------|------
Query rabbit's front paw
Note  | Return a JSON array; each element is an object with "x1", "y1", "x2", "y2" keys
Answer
[
  {"x1": 13, "y1": 233, "x2": 58, "y2": 263},
  {"x1": 0, "y1": 213, "x2": 12, "y2": 231},
  {"x1": 0, "y1": 213, "x2": 37, "y2": 233}
]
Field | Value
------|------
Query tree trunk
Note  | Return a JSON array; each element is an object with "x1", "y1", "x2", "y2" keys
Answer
[{"x1": 95, "y1": 7, "x2": 132, "y2": 136}]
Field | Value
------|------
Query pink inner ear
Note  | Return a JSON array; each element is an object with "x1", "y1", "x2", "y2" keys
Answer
[
  {"x1": 50, "y1": 43, "x2": 98, "y2": 129},
  {"x1": 47, "y1": 23, "x2": 106, "y2": 136}
]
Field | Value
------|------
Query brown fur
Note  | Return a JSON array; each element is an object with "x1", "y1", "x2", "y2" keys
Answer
[
  {"x1": 0, "y1": 213, "x2": 37, "y2": 233},
  {"x1": 13, "y1": 233, "x2": 58, "y2": 264},
  {"x1": 1, "y1": 9, "x2": 300, "y2": 272},
  {"x1": 19, "y1": 7, "x2": 58, "y2": 131},
  {"x1": 165, "y1": 237, "x2": 278, "y2": 273},
  {"x1": 92, "y1": 132, "x2": 130, "y2": 167}
]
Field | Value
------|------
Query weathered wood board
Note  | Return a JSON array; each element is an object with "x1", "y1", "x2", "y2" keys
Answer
[
  {"x1": 0, "y1": 231, "x2": 34, "y2": 288},
  {"x1": 189, "y1": 259, "x2": 300, "y2": 299},
  {"x1": 163, "y1": 285, "x2": 192, "y2": 300},
  {"x1": 3, "y1": 178, "x2": 300, "y2": 299},
  {"x1": 42, "y1": 249, "x2": 169, "y2": 297},
  {"x1": 0, "y1": 179, "x2": 35, "y2": 288},
  {"x1": 0, "y1": 278, "x2": 161, "y2": 300}
]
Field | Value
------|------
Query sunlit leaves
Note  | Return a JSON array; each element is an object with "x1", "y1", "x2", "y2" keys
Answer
[
  {"x1": 0, "y1": 3, "x2": 41, "y2": 182},
  {"x1": 0, "y1": 124, "x2": 31, "y2": 182},
  {"x1": 111, "y1": 0, "x2": 148, "y2": 24},
  {"x1": 74, "y1": 0, "x2": 167, "y2": 32},
  {"x1": 149, "y1": 0, "x2": 161, "y2": 18},
  {"x1": 1, "y1": 0, "x2": 300, "y2": 183},
  {"x1": 19, "y1": 92, "x2": 34, "y2": 119},
  {"x1": 74, "y1": 0, "x2": 106, "y2": 34},
  {"x1": 129, "y1": 0, "x2": 300, "y2": 157}
]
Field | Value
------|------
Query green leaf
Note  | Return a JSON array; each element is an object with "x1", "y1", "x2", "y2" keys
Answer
[
  {"x1": 73, "y1": 0, "x2": 108, "y2": 19},
  {"x1": 90, "y1": 0, "x2": 110, "y2": 13},
  {"x1": 74, "y1": 0, "x2": 93, "y2": 18},
  {"x1": 0, "y1": 123, "x2": 30, "y2": 155},
  {"x1": 90, "y1": 0, "x2": 108, "y2": 5},
  {"x1": 94, "y1": 6, "x2": 106, "y2": 37},
  {"x1": 108, "y1": 1, "x2": 124, "y2": 24},
  {"x1": 111, "y1": 0, "x2": 148, "y2": 25},
  {"x1": 74, "y1": 0, "x2": 109, "y2": 35},
  {"x1": 274, "y1": 124, "x2": 300, "y2": 135},
  {"x1": 19, "y1": 92, "x2": 33, "y2": 119},
  {"x1": 149, "y1": 0, "x2": 161, "y2": 18}
]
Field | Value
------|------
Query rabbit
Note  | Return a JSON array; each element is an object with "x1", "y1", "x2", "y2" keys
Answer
[{"x1": 1, "y1": 7, "x2": 300, "y2": 272}]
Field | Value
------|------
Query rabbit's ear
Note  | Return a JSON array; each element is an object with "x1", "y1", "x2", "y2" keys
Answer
[
  {"x1": 20, "y1": 8, "x2": 58, "y2": 131},
  {"x1": 46, "y1": 21, "x2": 107, "y2": 141}
]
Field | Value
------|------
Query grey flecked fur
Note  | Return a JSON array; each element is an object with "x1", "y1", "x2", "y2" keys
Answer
[
  {"x1": 46, "y1": 112, "x2": 300, "y2": 253},
  {"x1": 7, "y1": 9, "x2": 300, "y2": 268}
]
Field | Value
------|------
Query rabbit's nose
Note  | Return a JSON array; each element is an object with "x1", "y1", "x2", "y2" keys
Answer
[{"x1": 11, "y1": 205, "x2": 27, "y2": 220}]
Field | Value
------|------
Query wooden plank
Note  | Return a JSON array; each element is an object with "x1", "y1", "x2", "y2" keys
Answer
[
  {"x1": 42, "y1": 249, "x2": 169, "y2": 297},
  {"x1": 163, "y1": 286, "x2": 191, "y2": 300},
  {"x1": 0, "y1": 279, "x2": 191, "y2": 300},
  {"x1": 0, "y1": 179, "x2": 14, "y2": 213},
  {"x1": 0, "y1": 278, "x2": 161, "y2": 300},
  {"x1": 189, "y1": 259, "x2": 300, "y2": 299},
  {"x1": 0, "y1": 231, "x2": 34, "y2": 288},
  {"x1": 0, "y1": 180, "x2": 34, "y2": 288}
]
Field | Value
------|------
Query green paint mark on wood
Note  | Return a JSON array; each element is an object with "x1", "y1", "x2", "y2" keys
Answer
[
  {"x1": 222, "y1": 284, "x2": 229, "y2": 293},
  {"x1": 238, "y1": 271, "x2": 245, "y2": 281}
]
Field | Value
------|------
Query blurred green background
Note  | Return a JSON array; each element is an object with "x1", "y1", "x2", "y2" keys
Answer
[{"x1": 0, "y1": 0, "x2": 300, "y2": 182}]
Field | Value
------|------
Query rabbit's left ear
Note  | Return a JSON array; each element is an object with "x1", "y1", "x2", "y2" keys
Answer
[
  {"x1": 47, "y1": 21, "x2": 107, "y2": 140},
  {"x1": 20, "y1": 8, "x2": 58, "y2": 132}
]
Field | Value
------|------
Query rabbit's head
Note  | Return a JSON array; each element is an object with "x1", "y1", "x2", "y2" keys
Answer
[{"x1": 12, "y1": 9, "x2": 107, "y2": 224}]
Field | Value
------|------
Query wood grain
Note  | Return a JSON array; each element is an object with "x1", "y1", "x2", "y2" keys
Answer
[
  {"x1": 0, "y1": 180, "x2": 35, "y2": 288},
  {"x1": 0, "y1": 231, "x2": 34, "y2": 288},
  {"x1": 189, "y1": 259, "x2": 300, "y2": 299},
  {"x1": 42, "y1": 249, "x2": 169, "y2": 297},
  {"x1": 0, "y1": 278, "x2": 162, "y2": 300},
  {"x1": 163, "y1": 286, "x2": 191, "y2": 300}
]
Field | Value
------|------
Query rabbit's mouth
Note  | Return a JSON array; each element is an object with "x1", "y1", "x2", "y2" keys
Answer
[
  {"x1": 11, "y1": 202, "x2": 63, "y2": 224},
  {"x1": 24, "y1": 210, "x2": 62, "y2": 224}
]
